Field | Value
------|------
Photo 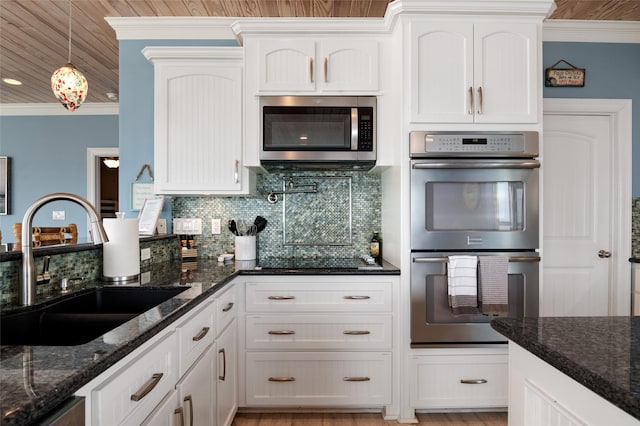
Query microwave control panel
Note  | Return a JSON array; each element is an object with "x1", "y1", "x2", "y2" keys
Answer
[{"x1": 357, "y1": 107, "x2": 374, "y2": 151}]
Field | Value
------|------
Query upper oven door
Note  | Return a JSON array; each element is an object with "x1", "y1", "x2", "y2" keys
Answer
[{"x1": 411, "y1": 159, "x2": 539, "y2": 250}]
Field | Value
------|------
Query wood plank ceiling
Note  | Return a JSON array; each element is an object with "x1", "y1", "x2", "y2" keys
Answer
[{"x1": 1, "y1": 0, "x2": 639, "y2": 105}]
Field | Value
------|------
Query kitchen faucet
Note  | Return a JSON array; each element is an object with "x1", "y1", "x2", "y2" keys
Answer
[{"x1": 20, "y1": 193, "x2": 109, "y2": 306}]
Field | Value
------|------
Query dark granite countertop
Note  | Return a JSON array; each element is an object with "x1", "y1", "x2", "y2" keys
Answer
[
  {"x1": 491, "y1": 316, "x2": 640, "y2": 420},
  {"x1": 630, "y1": 258, "x2": 640, "y2": 263},
  {"x1": 0, "y1": 257, "x2": 399, "y2": 426}
]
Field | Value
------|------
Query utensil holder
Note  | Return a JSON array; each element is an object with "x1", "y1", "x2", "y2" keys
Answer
[{"x1": 235, "y1": 235, "x2": 256, "y2": 261}]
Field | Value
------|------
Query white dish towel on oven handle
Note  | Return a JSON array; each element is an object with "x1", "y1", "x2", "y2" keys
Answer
[{"x1": 447, "y1": 255, "x2": 478, "y2": 315}]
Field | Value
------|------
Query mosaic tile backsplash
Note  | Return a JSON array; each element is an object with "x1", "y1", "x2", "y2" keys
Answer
[{"x1": 172, "y1": 170, "x2": 382, "y2": 260}]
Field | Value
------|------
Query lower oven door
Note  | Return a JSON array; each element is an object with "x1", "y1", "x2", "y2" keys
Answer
[{"x1": 410, "y1": 251, "x2": 539, "y2": 346}]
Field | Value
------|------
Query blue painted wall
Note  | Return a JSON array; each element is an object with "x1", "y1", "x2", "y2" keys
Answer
[
  {"x1": 0, "y1": 115, "x2": 118, "y2": 242},
  {"x1": 543, "y1": 42, "x2": 640, "y2": 196}
]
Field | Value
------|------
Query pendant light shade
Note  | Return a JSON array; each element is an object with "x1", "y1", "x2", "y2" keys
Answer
[
  {"x1": 51, "y1": 0, "x2": 88, "y2": 111},
  {"x1": 51, "y1": 63, "x2": 88, "y2": 111}
]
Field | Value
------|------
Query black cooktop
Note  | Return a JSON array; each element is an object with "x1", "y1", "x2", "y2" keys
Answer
[{"x1": 257, "y1": 257, "x2": 383, "y2": 270}]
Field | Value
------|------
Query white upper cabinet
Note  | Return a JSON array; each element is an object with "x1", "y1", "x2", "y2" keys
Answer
[
  {"x1": 409, "y1": 21, "x2": 538, "y2": 124},
  {"x1": 143, "y1": 47, "x2": 255, "y2": 195},
  {"x1": 256, "y1": 38, "x2": 379, "y2": 93}
]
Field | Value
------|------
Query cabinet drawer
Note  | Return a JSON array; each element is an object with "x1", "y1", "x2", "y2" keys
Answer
[
  {"x1": 246, "y1": 314, "x2": 392, "y2": 350},
  {"x1": 177, "y1": 301, "x2": 215, "y2": 377},
  {"x1": 245, "y1": 281, "x2": 392, "y2": 313},
  {"x1": 215, "y1": 284, "x2": 237, "y2": 336},
  {"x1": 410, "y1": 352, "x2": 508, "y2": 409},
  {"x1": 90, "y1": 332, "x2": 178, "y2": 426},
  {"x1": 245, "y1": 351, "x2": 391, "y2": 406}
]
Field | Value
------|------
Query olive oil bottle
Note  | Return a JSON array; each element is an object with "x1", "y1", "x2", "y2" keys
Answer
[{"x1": 370, "y1": 232, "x2": 382, "y2": 265}]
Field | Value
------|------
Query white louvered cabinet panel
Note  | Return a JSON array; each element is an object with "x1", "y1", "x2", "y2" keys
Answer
[
  {"x1": 89, "y1": 331, "x2": 178, "y2": 426},
  {"x1": 246, "y1": 314, "x2": 392, "y2": 350},
  {"x1": 245, "y1": 352, "x2": 392, "y2": 406},
  {"x1": 410, "y1": 351, "x2": 508, "y2": 409},
  {"x1": 145, "y1": 47, "x2": 254, "y2": 195},
  {"x1": 245, "y1": 279, "x2": 392, "y2": 313}
]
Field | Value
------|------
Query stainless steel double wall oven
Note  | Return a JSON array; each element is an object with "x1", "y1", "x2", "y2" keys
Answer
[{"x1": 410, "y1": 131, "x2": 540, "y2": 346}]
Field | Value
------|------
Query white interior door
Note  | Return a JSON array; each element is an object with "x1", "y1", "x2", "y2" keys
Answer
[{"x1": 543, "y1": 99, "x2": 632, "y2": 316}]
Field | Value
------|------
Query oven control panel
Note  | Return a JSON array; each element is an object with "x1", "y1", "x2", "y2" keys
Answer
[{"x1": 410, "y1": 131, "x2": 538, "y2": 157}]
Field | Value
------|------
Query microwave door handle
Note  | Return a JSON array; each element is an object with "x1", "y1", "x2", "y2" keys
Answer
[
  {"x1": 412, "y1": 160, "x2": 540, "y2": 169},
  {"x1": 351, "y1": 108, "x2": 359, "y2": 150}
]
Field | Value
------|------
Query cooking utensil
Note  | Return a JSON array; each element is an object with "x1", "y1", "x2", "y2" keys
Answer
[
  {"x1": 228, "y1": 220, "x2": 238, "y2": 236},
  {"x1": 254, "y1": 216, "x2": 268, "y2": 233}
]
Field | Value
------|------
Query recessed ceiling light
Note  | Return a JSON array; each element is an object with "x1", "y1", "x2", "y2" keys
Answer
[{"x1": 2, "y1": 78, "x2": 22, "y2": 86}]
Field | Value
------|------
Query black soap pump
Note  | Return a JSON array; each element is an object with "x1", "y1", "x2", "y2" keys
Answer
[{"x1": 370, "y1": 232, "x2": 382, "y2": 265}]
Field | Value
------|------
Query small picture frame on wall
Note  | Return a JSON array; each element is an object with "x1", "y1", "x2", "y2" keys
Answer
[{"x1": 0, "y1": 156, "x2": 10, "y2": 215}]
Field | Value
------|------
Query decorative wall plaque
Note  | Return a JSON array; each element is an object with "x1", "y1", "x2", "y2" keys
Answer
[{"x1": 545, "y1": 59, "x2": 585, "y2": 87}]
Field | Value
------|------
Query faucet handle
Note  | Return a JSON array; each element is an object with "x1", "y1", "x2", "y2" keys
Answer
[{"x1": 36, "y1": 256, "x2": 51, "y2": 285}]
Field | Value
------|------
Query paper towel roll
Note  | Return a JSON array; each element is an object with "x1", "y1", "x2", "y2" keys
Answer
[{"x1": 103, "y1": 217, "x2": 140, "y2": 281}]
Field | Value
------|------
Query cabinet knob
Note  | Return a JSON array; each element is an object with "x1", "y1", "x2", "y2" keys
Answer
[
  {"x1": 130, "y1": 373, "x2": 163, "y2": 401},
  {"x1": 268, "y1": 295, "x2": 295, "y2": 300},
  {"x1": 183, "y1": 395, "x2": 194, "y2": 426},
  {"x1": 269, "y1": 376, "x2": 296, "y2": 382},
  {"x1": 222, "y1": 302, "x2": 234, "y2": 312},
  {"x1": 598, "y1": 250, "x2": 612, "y2": 258},
  {"x1": 343, "y1": 376, "x2": 371, "y2": 382},
  {"x1": 343, "y1": 330, "x2": 371, "y2": 335},
  {"x1": 460, "y1": 379, "x2": 488, "y2": 384},
  {"x1": 343, "y1": 295, "x2": 370, "y2": 300},
  {"x1": 192, "y1": 327, "x2": 210, "y2": 342}
]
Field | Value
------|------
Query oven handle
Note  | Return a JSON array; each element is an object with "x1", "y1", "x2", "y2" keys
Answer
[
  {"x1": 412, "y1": 256, "x2": 540, "y2": 263},
  {"x1": 412, "y1": 160, "x2": 540, "y2": 169}
]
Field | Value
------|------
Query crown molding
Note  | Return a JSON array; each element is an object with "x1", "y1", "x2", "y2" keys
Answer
[
  {"x1": 0, "y1": 103, "x2": 118, "y2": 116},
  {"x1": 105, "y1": 17, "x2": 236, "y2": 40},
  {"x1": 543, "y1": 20, "x2": 640, "y2": 43},
  {"x1": 384, "y1": 0, "x2": 556, "y2": 18},
  {"x1": 142, "y1": 46, "x2": 243, "y2": 62}
]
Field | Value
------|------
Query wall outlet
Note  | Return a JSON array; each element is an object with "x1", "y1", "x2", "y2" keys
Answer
[
  {"x1": 140, "y1": 247, "x2": 151, "y2": 261},
  {"x1": 52, "y1": 210, "x2": 65, "y2": 220},
  {"x1": 173, "y1": 218, "x2": 203, "y2": 235},
  {"x1": 211, "y1": 219, "x2": 221, "y2": 235},
  {"x1": 156, "y1": 218, "x2": 167, "y2": 234}
]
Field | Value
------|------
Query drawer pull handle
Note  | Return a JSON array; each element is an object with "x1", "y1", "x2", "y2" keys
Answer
[
  {"x1": 268, "y1": 295, "x2": 295, "y2": 300},
  {"x1": 218, "y1": 348, "x2": 226, "y2": 381},
  {"x1": 343, "y1": 376, "x2": 370, "y2": 382},
  {"x1": 192, "y1": 327, "x2": 210, "y2": 341},
  {"x1": 222, "y1": 302, "x2": 234, "y2": 312},
  {"x1": 268, "y1": 330, "x2": 296, "y2": 335},
  {"x1": 343, "y1": 330, "x2": 371, "y2": 335},
  {"x1": 184, "y1": 395, "x2": 194, "y2": 426},
  {"x1": 344, "y1": 295, "x2": 370, "y2": 300},
  {"x1": 131, "y1": 373, "x2": 163, "y2": 401},
  {"x1": 460, "y1": 379, "x2": 488, "y2": 384},
  {"x1": 174, "y1": 407, "x2": 184, "y2": 426},
  {"x1": 269, "y1": 376, "x2": 296, "y2": 382}
]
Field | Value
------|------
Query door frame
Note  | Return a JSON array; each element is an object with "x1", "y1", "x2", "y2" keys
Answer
[
  {"x1": 543, "y1": 98, "x2": 632, "y2": 315},
  {"x1": 87, "y1": 147, "x2": 119, "y2": 217}
]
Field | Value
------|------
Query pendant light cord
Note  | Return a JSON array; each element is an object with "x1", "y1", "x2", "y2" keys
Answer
[{"x1": 67, "y1": 0, "x2": 72, "y2": 63}]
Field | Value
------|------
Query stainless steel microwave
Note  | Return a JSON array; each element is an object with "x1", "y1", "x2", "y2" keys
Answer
[{"x1": 260, "y1": 96, "x2": 376, "y2": 170}]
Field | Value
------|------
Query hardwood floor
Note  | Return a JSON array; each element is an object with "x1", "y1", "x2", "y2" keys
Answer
[{"x1": 232, "y1": 412, "x2": 508, "y2": 425}]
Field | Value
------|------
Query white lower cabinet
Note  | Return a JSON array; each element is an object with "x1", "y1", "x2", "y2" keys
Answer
[
  {"x1": 216, "y1": 319, "x2": 238, "y2": 426},
  {"x1": 82, "y1": 331, "x2": 178, "y2": 425},
  {"x1": 509, "y1": 342, "x2": 637, "y2": 426},
  {"x1": 410, "y1": 348, "x2": 508, "y2": 410},
  {"x1": 246, "y1": 351, "x2": 391, "y2": 406},
  {"x1": 75, "y1": 280, "x2": 239, "y2": 425},
  {"x1": 240, "y1": 275, "x2": 399, "y2": 411}
]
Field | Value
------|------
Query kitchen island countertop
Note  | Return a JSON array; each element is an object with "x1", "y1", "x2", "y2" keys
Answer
[
  {"x1": 491, "y1": 316, "x2": 640, "y2": 420},
  {"x1": 0, "y1": 257, "x2": 399, "y2": 426}
]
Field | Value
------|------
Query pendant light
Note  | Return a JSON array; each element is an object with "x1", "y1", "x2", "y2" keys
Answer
[{"x1": 51, "y1": 0, "x2": 88, "y2": 111}]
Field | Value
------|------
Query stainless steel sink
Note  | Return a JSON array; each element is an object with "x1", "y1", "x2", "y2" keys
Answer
[{"x1": 1, "y1": 286, "x2": 188, "y2": 346}]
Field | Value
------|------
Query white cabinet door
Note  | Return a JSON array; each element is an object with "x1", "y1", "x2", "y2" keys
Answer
[
  {"x1": 216, "y1": 320, "x2": 238, "y2": 426},
  {"x1": 410, "y1": 22, "x2": 474, "y2": 123},
  {"x1": 258, "y1": 39, "x2": 316, "y2": 92},
  {"x1": 145, "y1": 47, "x2": 254, "y2": 195},
  {"x1": 176, "y1": 343, "x2": 215, "y2": 426},
  {"x1": 257, "y1": 39, "x2": 379, "y2": 93},
  {"x1": 319, "y1": 39, "x2": 379, "y2": 92},
  {"x1": 141, "y1": 390, "x2": 181, "y2": 426},
  {"x1": 473, "y1": 23, "x2": 537, "y2": 123},
  {"x1": 410, "y1": 21, "x2": 537, "y2": 124}
]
